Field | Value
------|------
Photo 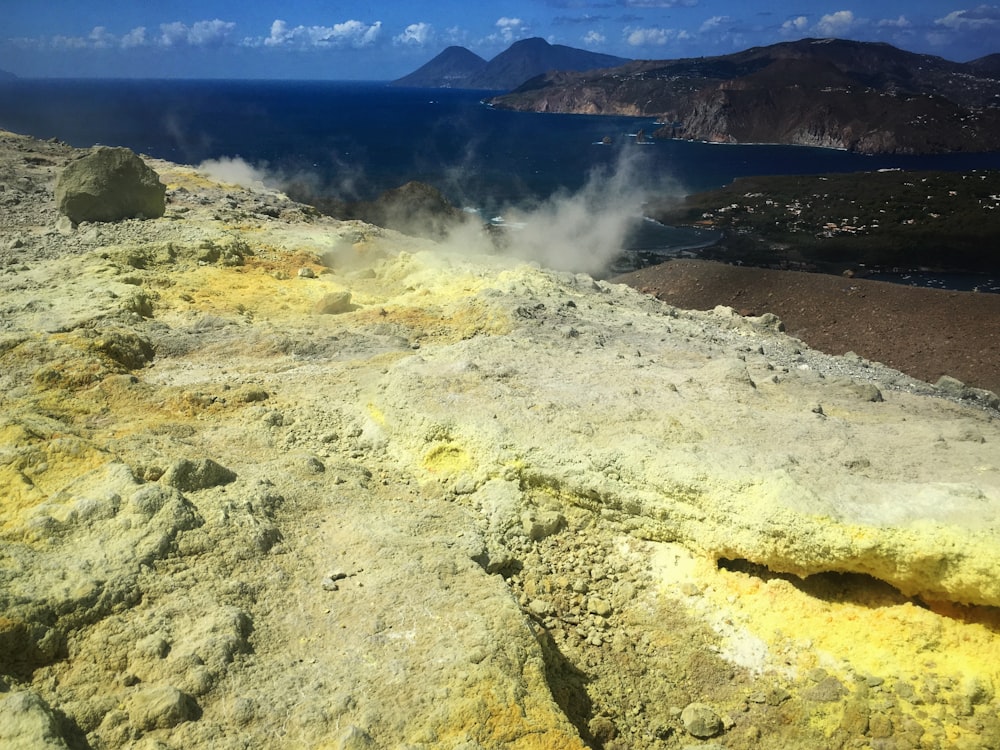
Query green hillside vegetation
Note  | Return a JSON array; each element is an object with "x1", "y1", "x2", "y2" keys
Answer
[{"x1": 653, "y1": 170, "x2": 1000, "y2": 274}]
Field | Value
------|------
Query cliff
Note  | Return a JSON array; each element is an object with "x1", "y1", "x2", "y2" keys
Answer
[
  {"x1": 393, "y1": 37, "x2": 631, "y2": 91},
  {"x1": 1, "y1": 130, "x2": 999, "y2": 749},
  {"x1": 489, "y1": 38, "x2": 1000, "y2": 154}
]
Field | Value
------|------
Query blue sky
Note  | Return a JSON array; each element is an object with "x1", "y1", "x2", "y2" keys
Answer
[{"x1": 2, "y1": 1, "x2": 998, "y2": 79}]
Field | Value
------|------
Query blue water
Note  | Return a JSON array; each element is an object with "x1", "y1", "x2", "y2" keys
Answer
[{"x1": 2, "y1": 78, "x2": 1000, "y2": 277}]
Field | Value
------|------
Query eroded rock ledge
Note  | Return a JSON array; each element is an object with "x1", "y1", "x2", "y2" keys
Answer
[{"x1": 1, "y1": 130, "x2": 998, "y2": 749}]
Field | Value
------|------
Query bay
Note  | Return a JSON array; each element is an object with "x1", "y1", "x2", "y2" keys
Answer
[{"x1": 3, "y1": 79, "x2": 1000, "y2": 274}]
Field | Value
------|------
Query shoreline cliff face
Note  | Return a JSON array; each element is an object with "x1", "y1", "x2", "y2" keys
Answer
[
  {"x1": 2, "y1": 130, "x2": 1000, "y2": 749},
  {"x1": 489, "y1": 38, "x2": 1000, "y2": 154}
]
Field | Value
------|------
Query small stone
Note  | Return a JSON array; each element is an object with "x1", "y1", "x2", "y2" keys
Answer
[
  {"x1": 840, "y1": 699, "x2": 870, "y2": 734},
  {"x1": 321, "y1": 578, "x2": 340, "y2": 592},
  {"x1": 55, "y1": 215, "x2": 74, "y2": 235},
  {"x1": 124, "y1": 685, "x2": 199, "y2": 731},
  {"x1": 314, "y1": 291, "x2": 353, "y2": 315},
  {"x1": 236, "y1": 387, "x2": 269, "y2": 403},
  {"x1": 521, "y1": 509, "x2": 565, "y2": 541},
  {"x1": 160, "y1": 458, "x2": 236, "y2": 492},
  {"x1": 804, "y1": 675, "x2": 848, "y2": 702},
  {"x1": 528, "y1": 599, "x2": 553, "y2": 616},
  {"x1": 935, "y1": 374, "x2": 967, "y2": 397},
  {"x1": 303, "y1": 455, "x2": 326, "y2": 473},
  {"x1": 869, "y1": 712, "x2": 893, "y2": 739},
  {"x1": 298, "y1": 267, "x2": 316, "y2": 278},
  {"x1": 766, "y1": 687, "x2": 791, "y2": 706},
  {"x1": 680, "y1": 702, "x2": 723, "y2": 738},
  {"x1": 587, "y1": 597, "x2": 613, "y2": 617},
  {"x1": 588, "y1": 716, "x2": 617, "y2": 742},
  {"x1": 337, "y1": 725, "x2": 375, "y2": 749},
  {"x1": 852, "y1": 382, "x2": 884, "y2": 402},
  {"x1": 0, "y1": 691, "x2": 71, "y2": 749}
]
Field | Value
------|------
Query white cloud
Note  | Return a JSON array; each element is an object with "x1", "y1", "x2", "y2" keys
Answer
[
  {"x1": 815, "y1": 10, "x2": 858, "y2": 37},
  {"x1": 700, "y1": 16, "x2": 732, "y2": 33},
  {"x1": 582, "y1": 30, "x2": 606, "y2": 46},
  {"x1": 263, "y1": 19, "x2": 382, "y2": 48},
  {"x1": 87, "y1": 26, "x2": 116, "y2": 49},
  {"x1": 782, "y1": 16, "x2": 809, "y2": 33},
  {"x1": 50, "y1": 33, "x2": 89, "y2": 50},
  {"x1": 159, "y1": 19, "x2": 235, "y2": 47},
  {"x1": 20, "y1": 19, "x2": 235, "y2": 51},
  {"x1": 935, "y1": 5, "x2": 1000, "y2": 30},
  {"x1": 625, "y1": 26, "x2": 680, "y2": 46},
  {"x1": 121, "y1": 26, "x2": 147, "y2": 49},
  {"x1": 495, "y1": 17, "x2": 528, "y2": 43},
  {"x1": 394, "y1": 22, "x2": 433, "y2": 46},
  {"x1": 877, "y1": 15, "x2": 911, "y2": 29}
]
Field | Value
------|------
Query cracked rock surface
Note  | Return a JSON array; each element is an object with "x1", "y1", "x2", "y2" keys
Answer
[{"x1": 1, "y1": 129, "x2": 999, "y2": 749}]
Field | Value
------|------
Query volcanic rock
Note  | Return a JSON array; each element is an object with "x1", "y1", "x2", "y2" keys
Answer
[{"x1": 55, "y1": 145, "x2": 165, "y2": 223}]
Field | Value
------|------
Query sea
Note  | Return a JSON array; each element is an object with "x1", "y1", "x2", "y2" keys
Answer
[{"x1": 2, "y1": 78, "x2": 1000, "y2": 287}]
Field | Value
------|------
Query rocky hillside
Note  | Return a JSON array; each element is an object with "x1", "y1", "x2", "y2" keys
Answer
[
  {"x1": 2, "y1": 130, "x2": 1000, "y2": 749},
  {"x1": 489, "y1": 38, "x2": 1000, "y2": 154},
  {"x1": 393, "y1": 37, "x2": 630, "y2": 90}
]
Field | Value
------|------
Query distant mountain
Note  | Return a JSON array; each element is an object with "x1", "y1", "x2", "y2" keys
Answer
[
  {"x1": 393, "y1": 37, "x2": 631, "y2": 91},
  {"x1": 0, "y1": 69, "x2": 16, "y2": 81},
  {"x1": 968, "y1": 53, "x2": 1000, "y2": 77},
  {"x1": 488, "y1": 38, "x2": 1000, "y2": 154},
  {"x1": 391, "y1": 46, "x2": 487, "y2": 88}
]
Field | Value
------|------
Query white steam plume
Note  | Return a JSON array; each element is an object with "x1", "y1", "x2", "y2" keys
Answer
[
  {"x1": 196, "y1": 156, "x2": 273, "y2": 189},
  {"x1": 449, "y1": 146, "x2": 679, "y2": 276}
]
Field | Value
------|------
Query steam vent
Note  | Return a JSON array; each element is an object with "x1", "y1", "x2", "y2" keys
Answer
[{"x1": 2, "y1": 129, "x2": 999, "y2": 749}]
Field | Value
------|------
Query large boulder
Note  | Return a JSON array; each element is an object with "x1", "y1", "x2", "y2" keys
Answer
[{"x1": 55, "y1": 146, "x2": 165, "y2": 223}]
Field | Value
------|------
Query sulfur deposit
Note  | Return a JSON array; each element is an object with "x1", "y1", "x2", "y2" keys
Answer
[{"x1": 1, "y1": 130, "x2": 999, "y2": 750}]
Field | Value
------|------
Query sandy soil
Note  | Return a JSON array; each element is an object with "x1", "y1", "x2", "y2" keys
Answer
[{"x1": 615, "y1": 259, "x2": 1000, "y2": 395}]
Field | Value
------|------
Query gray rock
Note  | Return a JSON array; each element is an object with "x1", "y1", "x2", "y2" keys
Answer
[
  {"x1": 804, "y1": 675, "x2": 848, "y2": 702},
  {"x1": 0, "y1": 691, "x2": 71, "y2": 749},
  {"x1": 337, "y1": 725, "x2": 375, "y2": 749},
  {"x1": 588, "y1": 715, "x2": 618, "y2": 742},
  {"x1": 521, "y1": 508, "x2": 565, "y2": 541},
  {"x1": 124, "y1": 684, "x2": 199, "y2": 731},
  {"x1": 681, "y1": 702, "x2": 723, "y2": 738},
  {"x1": 160, "y1": 458, "x2": 237, "y2": 492},
  {"x1": 528, "y1": 599, "x2": 553, "y2": 616},
  {"x1": 935, "y1": 374, "x2": 968, "y2": 397},
  {"x1": 586, "y1": 597, "x2": 613, "y2": 617},
  {"x1": 850, "y1": 382, "x2": 884, "y2": 402},
  {"x1": 315, "y1": 291, "x2": 354, "y2": 314},
  {"x1": 54, "y1": 215, "x2": 74, "y2": 235},
  {"x1": 55, "y1": 146, "x2": 165, "y2": 223}
]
